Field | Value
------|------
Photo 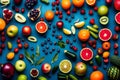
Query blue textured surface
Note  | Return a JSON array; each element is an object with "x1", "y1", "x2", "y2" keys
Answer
[{"x1": 0, "y1": 0, "x2": 119, "y2": 80}]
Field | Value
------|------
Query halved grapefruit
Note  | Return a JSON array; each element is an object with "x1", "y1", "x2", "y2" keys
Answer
[
  {"x1": 35, "y1": 21, "x2": 48, "y2": 34},
  {"x1": 115, "y1": 12, "x2": 120, "y2": 24},
  {"x1": 86, "y1": 0, "x2": 96, "y2": 6},
  {"x1": 99, "y1": 28, "x2": 112, "y2": 41},
  {"x1": 80, "y1": 48, "x2": 93, "y2": 61}
]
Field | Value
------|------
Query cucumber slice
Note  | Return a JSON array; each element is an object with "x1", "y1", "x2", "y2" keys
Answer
[
  {"x1": 69, "y1": 74, "x2": 78, "y2": 80},
  {"x1": 90, "y1": 31, "x2": 98, "y2": 39},
  {"x1": 87, "y1": 26, "x2": 98, "y2": 33},
  {"x1": 28, "y1": 36, "x2": 37, "y2": 43},
  {"x1": 93, "y1": 24, "x2": 99, "y2": 29}
]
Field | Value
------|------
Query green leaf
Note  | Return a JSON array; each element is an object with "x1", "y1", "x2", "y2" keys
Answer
[
  {"x1": 51, "y1": 53, "x2": 59, "y2": 63},
  {"x1": 35, "y1": 57, "x2": 45, "y2": 65},
  {"x1": 36, "y1": 45, "x2": 40, "y2": 56},
  {"x1": 24, "y1": 50, "x2": 34, "y2": 64},
  {"x1": 31, "y1": 54, "x2": 35, "y2": 60},
  {"x1": 57, "y1": 41, "x2": 66, "y2": 48}
]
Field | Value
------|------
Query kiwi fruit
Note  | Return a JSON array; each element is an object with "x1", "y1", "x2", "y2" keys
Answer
[{"x1": 99, "y1": 16, "x2": 109, "y2": 25}]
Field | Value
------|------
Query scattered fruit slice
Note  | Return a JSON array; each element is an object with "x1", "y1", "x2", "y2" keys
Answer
[
  {"x1": 0, "y1": 18, "x2": 6, "y2": 31},
  {"x1": 86, "y1": 0, "x2": 96, "y2": 6},
  {"x1": 74, "y1": 21, "x2": 85, "y2": 28},
  {"x1": 7, "y1": 52, "x2": 15, "y2": 60},
  {"x1": 59, "y1": 59, "x2": 72, "y2": 73},
  {"x1": 7, "y1": 41, "x2": 12, "y2": 50},
  {"x1": 63, "y1": 28, "x2": 72, "y2": 35},
  {"x1": 15, "y1": 13, "x2": 26, "y2": 23},
  {"x1": 100, "y1": 16, "x2": 109, "y2": 25},
  {"x1": 28, "y1": 36, "x2": 37, "y2": 43},
  {"x1": 35, "y1": 21, "x2": 48, "y2": 34},
  {"x1": 99, "y1": 28, "x2": 112, "y2": 41},
  {"x1": 71, "y1": 26, "x2": 76, "y2": 35},
  {"x1": 80, "y1": 48, "x2": 93, "y2": 61},
  {"x1": 93, "y1": 24, "x2": 99, "y2": 29},
  {"x1": 87, "y1": 26, "x2": 98, "y2": 33},
  {"x1": 115, "y1": 12, "x2": 120, "y2": 24},
  {"x1": 89, "y1": 31, "x2": 98, "y2": 39}
]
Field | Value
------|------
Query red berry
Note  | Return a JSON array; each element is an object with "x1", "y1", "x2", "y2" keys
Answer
[
  {"x1": 92, "y1": 44, "x2": 96, "y2": 49},
  {"x1": 112, "y1": 34, "x2": 119, "y2": 40},
  {"x1": 114, "y1": 26, "x2": 120, "y2": 32},
  {"x1": 3, "y1": 9, "x2": 9, "y2": 14},
  {"x1": 21, "y1": 8, "x2": 25, "y2": 13},
  {"x1": 59, "y1": 15, "x2": 63, "y2": 19},
  {"x1": 0, "y1": 48, "x2": 2, "y2": 55},
  {"x1": 59, "y1": 11, "x2": 62, "y2": 15},
  {"x1": 56, "y1": 0, "x2": 60, "y2": 5},
  {"x1": 58, "y1": 35, "x2": 62, "y2": 40},
  {"x1": 15, "y1": 8, "x2": 19, "y2": 12},
  {"x1": 80, "y1": 9, "x2": 85, "y2": 14},
  {"x1": 19, "y1": 54, "x2": 24, "y2": 59},
  {"x1": 1, "y1": 36, "x2": 6, "y2": 42},
  {"x1": 72, "y1": 46, "x2": 78, "y2": 51},
  {"x1": 90, "y1": 18, "x2": 95, "y2": 25},
  {"x1": 82, "y1": 43, "x2": 87, "y2": 48},
  {"x1": 89, "y1": 10, "x2": 93, "y2": 15},
  {"x1": 104, "y1": 58, "x2": 109, "y2": 64},
  {"x1": 88, "y1": 40, "x2": 93, "y2": 46},
  {"x1": 18, "y1": 43, "x2": 22, "y2": 49},
  {"x1": 17, "y1": 39, "x2": 21, "y2": 44},
  {"x1": 93, "y1": 40, "x2": 97, "y2": 44},
  {"x1": 52, "y1": 2, "x2": 56, "y2": 6},
  {"x1": 66, "y1": 10, "x2": 71, "y2": 15},
  {"x1": 92, "y1": 65, "x2": 98, "y2": 71},
  {"x1": 72, "y1": 8, "x2": 77, "y2": 13},
  {"x1": 114, "y1": 43, "x2": 118, "y2": 49},
  {"x1": 24, "y1": 42, "x2": 29, "y2": 49},
  {"x1": 55, "y1": 10, "x2": 59, "y2": 15},
  {"x1": 14, "y1": 48, "x2": 19, "y2": 53},
  {"x1": 114, "y1": 50, "x2": 119, "y2": 55},
  {"x1": 94, "y1": 6, "x2": 98, "y2": 11},
  {"x1": 1, "y1": 44, "x2": 5, "y2": 49},
  {"x1": 1, "y1": 31, "x2": 5, "y2": 36},
  {"x1": 66, "y1": 39, "x2": 70, "y2": 44}
]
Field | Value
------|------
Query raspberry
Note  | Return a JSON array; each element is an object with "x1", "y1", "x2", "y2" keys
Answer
[
  {"x1": 21, "y1": 8, "x2": 25, "y2": 13},
  {"x1": 94, "y1": 6, "x2": 98, "y2": 11},
  {"x1": 66, "y1": 10, "x2": 71, "y2": 15},
  {"x1": 90, "y1": 18, "x2": 95, "y2": 25},
  {"x1": 80, "y1": 9, "x2": 85, "y2": 15},
  {"x1": 93, "y1": 66, "x2": 98, "y2": 71}
]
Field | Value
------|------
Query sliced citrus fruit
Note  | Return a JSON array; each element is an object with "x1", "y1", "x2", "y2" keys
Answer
[
  {"x1": 63, "y1": 28, "x2": 72, "y2": 35},
  {"x1": 59, "y1": 59, "x2": 72, "y2": 73},
  {"x1": 86, "y1": 0, "x2": 96, "y2": 6},
  {"x1": 115, "y1": 12, "x2": 120, "y2": 24},
  {"x1": 80, "y1": 48, "x2": 93, "y2": 61},
  {"x1": 0, "y1": 18, "x2": 6, "y2": 31},
  {"x1": 35, "y1": 21, "x2": 48, "y2": 34}
]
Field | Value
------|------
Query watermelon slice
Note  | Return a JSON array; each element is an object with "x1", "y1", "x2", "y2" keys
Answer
[
  {"x1": 35, "y1": 21, "x2": 48, "y2": 34},
  {"x1": 115, "y1": 12, "x2": 120, "y2": 24},
  {"x1": 99, "y1": 28, "x2": 112, "y2": 41},
  {"x1": 80, "y1": 48, "x2": 93, "y2": 61}
]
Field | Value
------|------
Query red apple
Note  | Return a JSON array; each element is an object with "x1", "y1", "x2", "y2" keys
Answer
[
  {"x1": 106, "y1": 0, "x2": 112, "y2": 5},
  {"x1": 114, "y1": 0, "x2": 120, "y2": 11},
  {"x1": 22, "y1": 26, "x2": 31, "y2": 36},
  {"x1": 41, "y1": 63, "x2": 51, "y2": 73}
]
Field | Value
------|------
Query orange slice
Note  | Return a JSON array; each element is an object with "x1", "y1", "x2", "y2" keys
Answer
[{"x1": 86, "y1": 0, "x2": 96, "y2": 6}]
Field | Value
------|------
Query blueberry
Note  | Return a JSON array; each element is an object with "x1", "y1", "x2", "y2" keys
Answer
[
  {"x1": 57, "y1": 49, "x2": 60, "y2": 53},
  {"x1": 55, "y1": 35, "x2": 58, "y2": 39},
  {"x1": 103, "y1": 65, "x2": 107, "y2": 69},
  {"x1": 70, "y1": 42, "x2": 73, "y2": 45},
  {"x1": 52, "y1": 30, "x2": 56, "y2": 33},
  {"x1": 46, "y1": 46, "x2": 49, "y2": 49},
  {"x1": 42, "y1": 49, "x2": 45, "y2": 52},
  {"x1": 54, "y1": 42, "x2": 57, "y2": 45},
  {"x1": 45, "y1": 52, "x2": 48, "y2": 55},
  {"x1": 52, "y1": 48, "x2": 55, "y2": 51},
  {"x1": 49, "y1": 41, "x2": 53, "y2": 45},
  {"x1": 49, "y1": 50, "x2": 52, "y2": 54},
  {"x1": 70, "y1": 45, "x2": 73, "y2": 49},
  {"x1": 73, "y1": 39, "x2": 76, "y2": 42},
  {"x1": 47, "y1": 38, "x2": 50, "y2": 41},
  {"x1": 71, "y1": 15, "x2": 74, "y2": 18},
  {"x1": 41, "y1": 42, "x2": 44, "y2": 46},
  {"x1": 52, "y1": 33, "x2": 55, "y2": 37},
  {"x1": 56, "y1": 7, "x2": 59, "y2": 10},
  {"x1": 65, "y1": 18, "x2": 68, "y2": 21},
  {"x1": 31, "y1": 47, "x2": 34, "y2": 51}
]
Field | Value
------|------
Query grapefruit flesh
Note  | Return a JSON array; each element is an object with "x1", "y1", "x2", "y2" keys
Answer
[
  {"x1": 36, "y1": 21, "x2": 48, "y2": 34},
  {"x1": 115, "y1": 12, "x2": 120, "y2": 24},
  {"x1": 80, "y1": 48, "x2": 93, "y2": 61},
  {"x1": 99, "y1": 28, "x2": 112, "y2": 41}
]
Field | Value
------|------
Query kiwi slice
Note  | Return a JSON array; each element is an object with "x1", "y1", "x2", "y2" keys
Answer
[
  {"x1": 28, "y1": 36, "x2": 37, "y2": 43},
  {"x1": 99, "y1": 16, "x2": 109, "y2": 25}
]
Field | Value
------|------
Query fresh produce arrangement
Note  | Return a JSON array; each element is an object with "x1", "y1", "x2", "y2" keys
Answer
[{"x1": 0, "y1": 0, "x2": 120, "y2": 80}]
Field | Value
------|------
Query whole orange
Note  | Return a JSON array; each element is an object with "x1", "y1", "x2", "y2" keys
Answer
[
  {"x1": 0, "y1": 18, "x2": 6, "y2": 31},
  {"x1": 61, "y1": 0, "x2": 71, "y2": 10},
  {"x1": 78, "y1": 29, "x2": 90, "y2": 42},
  {"x1": 90, "y1": 71, "x2": 104, "y2": 80},
  {"x1": 45, "y1": 10, "x2": 54, "y2": 21},
  {"x1": 72, "y1": 0, "x2": 85, "y2": 8}
]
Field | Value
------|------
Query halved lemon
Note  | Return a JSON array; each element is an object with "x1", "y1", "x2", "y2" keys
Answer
[
  {"x1": 86, "y1": 0, "x2": 96, "y2": 6},
  {"x1": 59, "y1": 59, "x2": 72, "y2": 73}
]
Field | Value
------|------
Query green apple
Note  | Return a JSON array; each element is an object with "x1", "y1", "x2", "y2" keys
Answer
[
  {"x1": 17, "y1": 74, "x2": 27, "y2": 80},
  {"x1": 74, "y1": 62, "x2": 87, "y2": 76},
  {"x1": 7, "y1": 25, "x2": 18, "y2": 37},
  {"x1": 38, "y1": 76, "x2": 47, "y2": 80},
  {"x1": 15, "y1": 60, "x2": 26, "y2": 72},
  {"x1": 98, "y1": 5, "x2": 108, "y2": 16}
]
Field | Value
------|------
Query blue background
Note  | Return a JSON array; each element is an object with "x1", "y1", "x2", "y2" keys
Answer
[{"x1": 0, "y1": 0, "x2": 119, "y2": 80}]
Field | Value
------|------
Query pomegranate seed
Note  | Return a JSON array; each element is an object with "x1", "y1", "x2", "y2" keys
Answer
[
  {"x1": 1, "y1": 36, "x2": 6, "y2": 42},
  {"x1": 94, "y1": 6, "x2": 98, "y2": 11},
  {"x1": 21, "y1": 8, "x2": 25, "y2": 13},
  {"x1": 114, "y1": 50, "x2": 119, "y2": 55},
  {"x1": 52, "y1": 2, "x2": 56, "y2": 6},
  {"x1": 80, "y1": 9, "x2": 85, "y2": 15},
  {"x1": 0, "y1": 48, "x2": 2, "y2": 55},
  {"x1": 55, "y1": 10, "x2": 59, "y2": 15},
  {"x1": 92, "y1": 44, "x2": 96, "y2": 49},
  {"x1": 56, "y1": 0, "x2": 60, "y2": 5},
  {"x1": 1, "y1": 31, "x2": 5, "y2": 36},
  {"x1": 114, "y1": 26, "x2": 120, "y2": 32},
  {"x1": 1, "y1": 44, "x2": 5, "y2": 49},
  {"x1": 15, "y1": 8, "x2": 19, "y2": 12},
  {"x1": 3, "y1": 9, "x2": 9, "y2": 14},
  {"x1": 72, "y1": 46, "x2": 78, "y2": 51},
  {"x1": 17, "y1": 39, "x2": 21, "y2": 44},
  {"x1": 93, "y1": 65, "x2": 98, "y2": 71},
  {"x1": 104, "y1": 58, "x2": 109, "y2": 64},
  {"x1": 58, "y1": 35, "x2": 62, "y2": 40},
  {"x1": 89, "y1": 10, "x2": 93, "y2": 15},
  {"x1": 18, "y1": 43, "x2": 22, "y2": 49},
  {"x1": 72, "y1": 8, "x2": 77, "y2": 13},
  {"x1": 66, "y1": 10, "x2": 71, "y2": 15},
  {"x1": 82, "y1": 43, "x2": 87, "y2": 48},
  {"x1": 90, "y1": 18, "x2": 95, "y2": 25},
  {"x1": 66, "y1": 39, "x2": 70, "y2": 44},
  {"x1": 59, "y1": 15, "x2": 63, "y2": 19},
  {"x1": 14, "y1": 48, "x2": 19, "y2": 53},
  {"x1": 19, "y1": 54, "x2": 24, "y2": 59},
  {"x1": 24, "y1": 42, "x2": 29, "y2": 49}
]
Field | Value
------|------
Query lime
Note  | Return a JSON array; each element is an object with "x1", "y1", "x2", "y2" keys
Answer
[
  {"x1": 99, "y1": 16, "x2": 109, "y2": 25},
  {"x1": 59, "y1": 59, "x2": 72, "y2": 73}
]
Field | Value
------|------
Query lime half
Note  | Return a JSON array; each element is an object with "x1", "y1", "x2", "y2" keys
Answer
[{"x1": 59, "y1": 59, "x2": 72, "y2": 73}]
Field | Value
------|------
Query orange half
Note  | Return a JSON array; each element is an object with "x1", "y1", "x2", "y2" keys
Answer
[
  {"x1": 35, "y1": 21, "x2": 48, "y2": 34},
  {"x1": 86, "y1": 0, "x2": 96, "y2": 6}
]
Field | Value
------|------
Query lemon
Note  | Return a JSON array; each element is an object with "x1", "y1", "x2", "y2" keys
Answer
[
  {"x1": 63, "y1": 28, "x2": 72, "y2": 35},
  {"x1": 59, "y1": 59, "x2": 72, "y2": 73},
  {"x1": 7, "y1": 52, "x2": 15, "y2": 60},
  {"x1": 74, "y1": 21, "x2": 85, "y2": 28}
]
